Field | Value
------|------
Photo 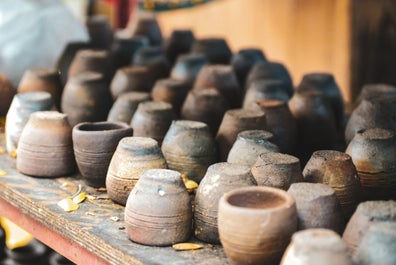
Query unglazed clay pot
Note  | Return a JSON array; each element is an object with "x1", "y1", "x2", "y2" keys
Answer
[
  {"x1": 342, "y1": 200, "x2": 396, "y2": 254},
  {"x1": 231, "y1": 48, "x2": 267, "y2": 87},
  {"x1": 243, "y1": 79, "x2": 290, "y2": 108},
  {"x1": 132, "y1": 46, "x2": 170, "y2": 82},
  {"x1": 106, "y1": 137, "x2": 167, "y2": 205},
  {"x1": 110, "y1": 35, "x2": 149, "y2": 70},
  {"x1": 73, "y1": 121, "x2": 133, "y2": 187},
  {"x1": 280, "y1": 229, "x2": 354, "y2": 265},
  {"x1": 191, "y1": 37, "x2": 232, "y2": 64},
  {"x1": 127, "y1": 13, "x2": 163, "y2": 45},
  {"x1": 194, "y1": 162, "x2": 257, "y2": 244},
  {"x1": 227, "y1": 130, "x2": 279, "y2": 167},
  {"x1": 17, "y1": 111, "x2": 75, "y2": 177},
  {"x1": 252, "y1": 152, "x2": 303, "y2": 190},
  {"x1": 170, "y1": 53, "x2": 208, "y2": 84},
  {"x1": 107, "y1": 91, "x2": 151, "y2": 124},
  {"x1": 86, "y1": 15, "x2": 114, "y2": 50},
  {"x1": 216, "y1": 108, "x2": 267, "y2": 161},
  {"x1": 164, "y1": 29, "x2": 195, "y2": 65},
  {"x1": 288, "y1": 183, "x2": 345, "y2": 234},
  {"x1": 0, "y1": 73, "x2": 16, "y2": 116},
  {"x1": 125, "y1": 169, "x2": 192, "y2": 246},
  {"x1": 218, "y1": 186, "x2": 297, "y2": 265},
  {"x1": 161, "y1": 120, "x2": 217, "y2": 183},
  {"x1": 303, "y1": 150, "x2": 361, "y2": 220},
  {"x1": 346, "y1": 128, "x2": 396, "y2": 201},
  {"x1": 353, "y1": 83, "x2": 396, "y2": 110}
]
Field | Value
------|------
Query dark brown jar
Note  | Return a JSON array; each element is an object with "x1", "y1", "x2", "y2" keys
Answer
[
  {"x1": 126, "y1": 13, "x2": 163, "y2": 46},
  {"x1": 110, "y1": 35, "x2": 149, "y2": 70},
  {"x1": 243, "y1": 79, "x2": 291, "y2": 109},
  {"x1": 231, "y1": 48, "x2": 267, "y2": 87},
  {"x1": 0, "y1": 73, "x2": 15, "y2": 116},
  {"x1": 164, "y1": 29, "x2": 195, "y2": 65},
  {"x1": 86, "y1": 15, "x2": 114, "y2": 50},
  {"x1": 190, "y1": 37, "x2": 232, "y2": 64},
  {"x1": 170, "y1": 53, "x2": 208, "y2": 85},
  {"x1": 132, "y1": 46, "x2": 170, "y2": 82},
  {"x1": 353, "y1": 83, "x2": 396, "y2": 110}
]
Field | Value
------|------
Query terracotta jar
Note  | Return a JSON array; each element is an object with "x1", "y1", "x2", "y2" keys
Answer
[
  {"x1": 216, "y1": 108, "x2": 267, "y2": 161},
  {"x1": 86, "y1": 15, "x2": 114, "y2": 50},
  {"x1": 106, "y1": 136, "x2": 167, "y2": 205},
  {"x1": 61, "y1": 72, "x2": 112, "y2": 127},
  {"x1": 181, "y1": 88, "x2": 230, "y2": 135},
  {"x1": 17, "y1": 111, "x2": 76, "y2": 177},
  {"x1": 280, "y1": 229, "x2": 354, "y2": 265},
  {"x1": 161, "y1": 120, "x2": 217, "y2": 183},
  {"x1": 190, "y1": 37, "x2": 232, "y2": 64},
  {"x1": 231, "y1": 48, "x2": 267, "y2": 87},
  {"x1": 170, "y1": 53, "x2": 208, "y2": 84},
  {"x1": 130, "y1": 101, "x2": 176, "y2": 144},
  {"x1": 303, "y1": 150, "x2": 361, "y2": 220},
  {"x1": 252, "y1": 152, "x2": 303, "y2": 190},
  {"x1": 193, "y1": 65, "x2": 242, "y2": 108},
  {"x1": 194, "y1": 162, "x2": 257, "y2": 244},
  {"x1": 253, "y1": 99, "x2": 297, "y2": 154},
  {"x1": 18, "y1": 68, "x2": 62, "y2": 109},
  {"x1": 110, "y1": 35, "x2": 149, "y2": 70},
  {"x1": 110, "y1": 66, "x2": 154, "y2": 99},
  {"x1": 0, "y1": 73, "x2": 16, "y2": 116},
  {"x1": 342, "y1": 200, "x2": 396, "y2": 254},
  {"x1": 288, "y1": 183, "x2": 345, "y2": 234},
  {"x1": 127, "y1": 13, "x2": 163, "y2": 45},
  {"x1": 353, "y1": 83, "x2": 396, "y2": 109},
  {"x1": 73, "y1": 121, "x2": 133, "y2": 187},
  {"x1": 164, "y1": 29, "x2": 195, "y2": 65},
  {"x1": 125, "y1": 169, "x2": 191, "y2": 246},
  {"x1": 5, "y1": 91, "x2": 54, "y2": 155},
  {"x1": 218, "y1": 186, "x2": 297, "y2": 265},
  {"x1": 132, "y1": 46, "x2": 170, "y2": 82},
  {"x1": 227, "y1": 130, "x2": 279, "y2": 167},
  {"x1": 346, "y1": 128, "x2": 396, "y2": 201},
  {"x1": 107, "y1": 91, "x2": 151, "y2": 124}
]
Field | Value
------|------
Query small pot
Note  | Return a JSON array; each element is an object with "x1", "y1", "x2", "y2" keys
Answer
[
  {"x1": 170, "y1": 53, "x2": 208, "y2": 84},
  {"x1": 164, "y1": 29, "x2": 195, "y2": 65},
  {"x1": 231, "y1": 48, "x2": 266, "y2": 87},
  {"x1": 0, "y1": 73, "x2": 16, "y2": 116},
  {"x1": 86, "y1": 15, "x2": 114, "y2": 50},
  {"x1": 191, "y1": 37, "x2": 232, "y2": 64},
  {"x1": 132, "y1": 46, "x2": 170, "y2": 82},
  {"x1": 353, "y1": 83, "x2": 396, "y2": 110},
  {"x1": 126, "y1": 13, "x2": 163, "y2": 46},
  {"x1": 243, "y1": 79, "x2": 290, "y2": 108},
  {"x1": 110, "y1": 35, "x2": 149, "y2": 70}
]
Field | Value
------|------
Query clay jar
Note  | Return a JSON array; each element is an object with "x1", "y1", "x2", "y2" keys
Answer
[
  {"x1": 164, "y1": 29, "x2": 195, "y2": 65},
  {"x1": 218, "y1": 186, "x2": 297, "y2": 265},
  {"x1": 106, "y1": 137, "x2": 167, "y2": 205},
  {"x1": 161, "y1": 120, "x2": 217, "y2": 183},
  {"x1": 231, "y1": 48, "x2": 267, "y2": 87},
  {"x1": 288, "y1": 183, "x2": 345, "y2": 234},
  {"x1": 243, "y1": 79, "x2": 290, "y2": 108},
  {"x1": 17, "y1": 111, "x2": 75, "y2": 177},
  {"x1": 86, "y1": 15, "x2": 114, "y2": 50},
  {"x1": 72, "y1": 121, "x2": 133, "y2": 187},
  {"x1": 130, "y1": 101, "x2": 176, "y2": 144},
  {"x1": 252, "y1": 152, "x2": 303, "y2": 190},
  {"x1": 170, "y1": 53, "x2": 208, "y2": 84},
  {"x1": 280, "y1": 229, "x2": 354, "y2": 265},
  {"x1": 353, "y1": 83, "x2": 396, "y2": 109},
  {"x1": 194, "y1": 162, "x2": 257, "y2": 244},
  {"x1": 216, "y1": 108, "x2": 267, "y2": 161},
  {"x1": 0, "y1": 73, "x2": 16, "y2": 116},
  {"x1": 193, "y1": 65, "x2": 242, "y2": 108},
  {"x1": 110, "y1": 35, "x2": 149, "y2": 70},
  {"x1": 253, "y1": 99, "x2": 297, "y2": 154},
  {"x1": 181, "y1": 88, "x2": 230, "y2": 135},
  {"x1": 132, "y1": 46, "x2": 170, "y2": 82},
  {"x1": 61, "y1": 72, "x2": 112, "y2": 127},
  {"x1": 342, "y1": 200, "x2": 396, "y2": 254},
  {"x1": 227, "y1": 130, "x2": 279, "y2": 167},
  {"x1": 107, "y1": 91, "x2": 151, "y2": 124},
  {"x1": 303, "y1": 150, "x2": 361, "y2": 220},
  {"x1": 191, "y1": 37, "x2": 232, "y2": 64},
  {"x1": 346, "y1": 128, "x2": 396, "y2": 200},
  {"x1": 127, "y1": 13, "x2": 163, "y2": 46}
]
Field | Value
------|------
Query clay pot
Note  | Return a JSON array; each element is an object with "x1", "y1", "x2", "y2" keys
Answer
[
  {"x1": 107, "y1": 91, "x2": 151, "y2": 124},
  {"x1": 191, "y1": 37, "x2": 232, "y2": 64},
  {"x1": 86, "y1": 15, "x2": 114, "y2": 50},
  {"x1": 125, "y1": 169, "x2": 191, "y2": 246},
  {"x1": 243, "y1": 79, "x2": 291, "y2": 108},
  {"x1": 164, "y1": 29, "x2": 195, "y2": 65},
  {"x1": 132, "y1": 46, "x2": 170, "y2": 82},
  {"x1": 252, "y1": 152, "x2": 303, "y2": 190},
  {"x1": 227, "y1": 130, "x2": 279, "y2": 167},
  {"x1": 110, "y1": 66, "x2": 154, "y2": 99},
  {"x1": 353, "y1": 83, "x2": 396, "y2": 109},
  {"x1": 303, "y1": 150, "x2": 361, "y2": 220},
  {"x1": 151, "y1": 78, "x2": 191, "y2": 115},
  {"x1": 161, "y1": 120, "x2": 217, "y2": 183},
  {"x1": 218, "y1": 186, "x2": 297, "y2": 265},
  {"x1": 110, "y1": 35, "x2": 149, "y2": 70},
  {"x1": 0, "y1": 73, "x2": 16, "y2": 116},
  {"x1": 61, "y1": 72, "x2": 112, "y2": 127},
  {"x1": 193, "y1": 65, "x2": 242, "y2": 108},
  {"x1": 106, "y1": 136, "x2": 167, "y2": 205},
  {"x1": 253, "y1": 99, "x2": 297, "y2": 154},
  {"x1": 280, "y1": 229, "x2": 354, "y2": 265},
  {"x1": 194, "y1": 162, "x2": 257, "y2": 244},
  {"x1": 127, "y1": 13, "x2": 163, "y2": 46},
  {"x1": 130, "y1": 101, "x2": 176, "y2": 144},
  {"x1": 216, "y1": 108, "x2": 267, "y2": 161},
  {"x1": 342, "y1": 200, "x2": 396, "y2": 254},
  {"x1": 18, "y1": 68, "x2": 62, "y2": 109},
  {"x1": 170, "y1": 53, "x2": 208, "y2": 84},
  {"x1": 353, "y1": 222, "x2": 396, "y2": 265},
  {"x1": 17, "y1": 111, "x2": 76, "y2": 177},
  {"x1": 73, "y1": 121, "x2": 133, "y2": 187},
  {"x1": 231, "y1": 48, "x2": 267, "y2": 87},
  {"x1": 5, "y1": 91, "x2": 54, "y2": 155},
  {"x1": 181, "y1": 88, "x2": 230, "y2": 135},
  {"x1": 287, "y1": 183, "x2": 345, "y2": 234},
  {"x1": 346, "y1": 128, "x2": 396, "y2": 201}
]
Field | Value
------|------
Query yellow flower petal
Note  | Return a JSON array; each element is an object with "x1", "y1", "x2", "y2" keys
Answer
[
  {"x1": 57, "y1": 198, "x2": 79, "y2": 212},
  {"x1": 172, "y1": 243, "x2": 204, "y2": 251}
]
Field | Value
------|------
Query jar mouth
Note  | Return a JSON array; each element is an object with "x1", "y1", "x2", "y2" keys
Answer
[{"x1": 76, "y1": 122, "x2": 130, "y2": 132}]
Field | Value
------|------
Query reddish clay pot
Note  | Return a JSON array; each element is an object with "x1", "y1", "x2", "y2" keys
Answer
[
  {"x1": 110, "y1": 35, "x2": 149, "y2": 70},
  {"x1": 303, "y1": 150, "x2": 361, "y2": 220},
  {"x1": 342, "y1": 200, "x2": 396, "y2": 254},
  {"x1": 252, "y1": 152, "x2": 303, "y2": 190},
  {"x1": 17, "y1": 111, "x2": 76, "y2": 177},
  {"x1": 191, "y1": 37, "x2": 232, "y2": 64},
  {"x1": 164, "y1": 29, "x2": 195, "y2": 65},
  {"x1": 243, "y1": 79, "x2": 290, "y2": 109},
  {"x1": 126, "y1": 13, "x2": 163, "y2": 46},
  {"x1": 218, "y1": 186, "x2": 297, "y2": 265},
  {"x1": 231, "y1": 48, "x2": 267, "y2": 87},
  {"x1": 288, "y1": 183, "x2": 345, "y2": 234},
  {"x1": 106, "y1": 137, "x2": 167, "y2": 205},
  {"x1": 194, "y1": 162, "x2": 257, "y2": 244},
  {"x1": 125, "y1": 169, "x2": 192, "y2": 246},
  {"x1": 353, "y1": 83, "x2": 396, "y2": 109},
  {"x1": 86, "y1": 15, "x2": 114, "y2": 50},
  {"x1": 132, "y1": 46, "x2": 170, "y2": 81},
  {"x1": 170, "y1": 53, "x2": 208, "y2": 84},
  {"x1": 72, "y1": 121, "x2": 133, "y2": 187},
  {"x1": 0, "y1": 73, "x2": 15, "y2": 116}
]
